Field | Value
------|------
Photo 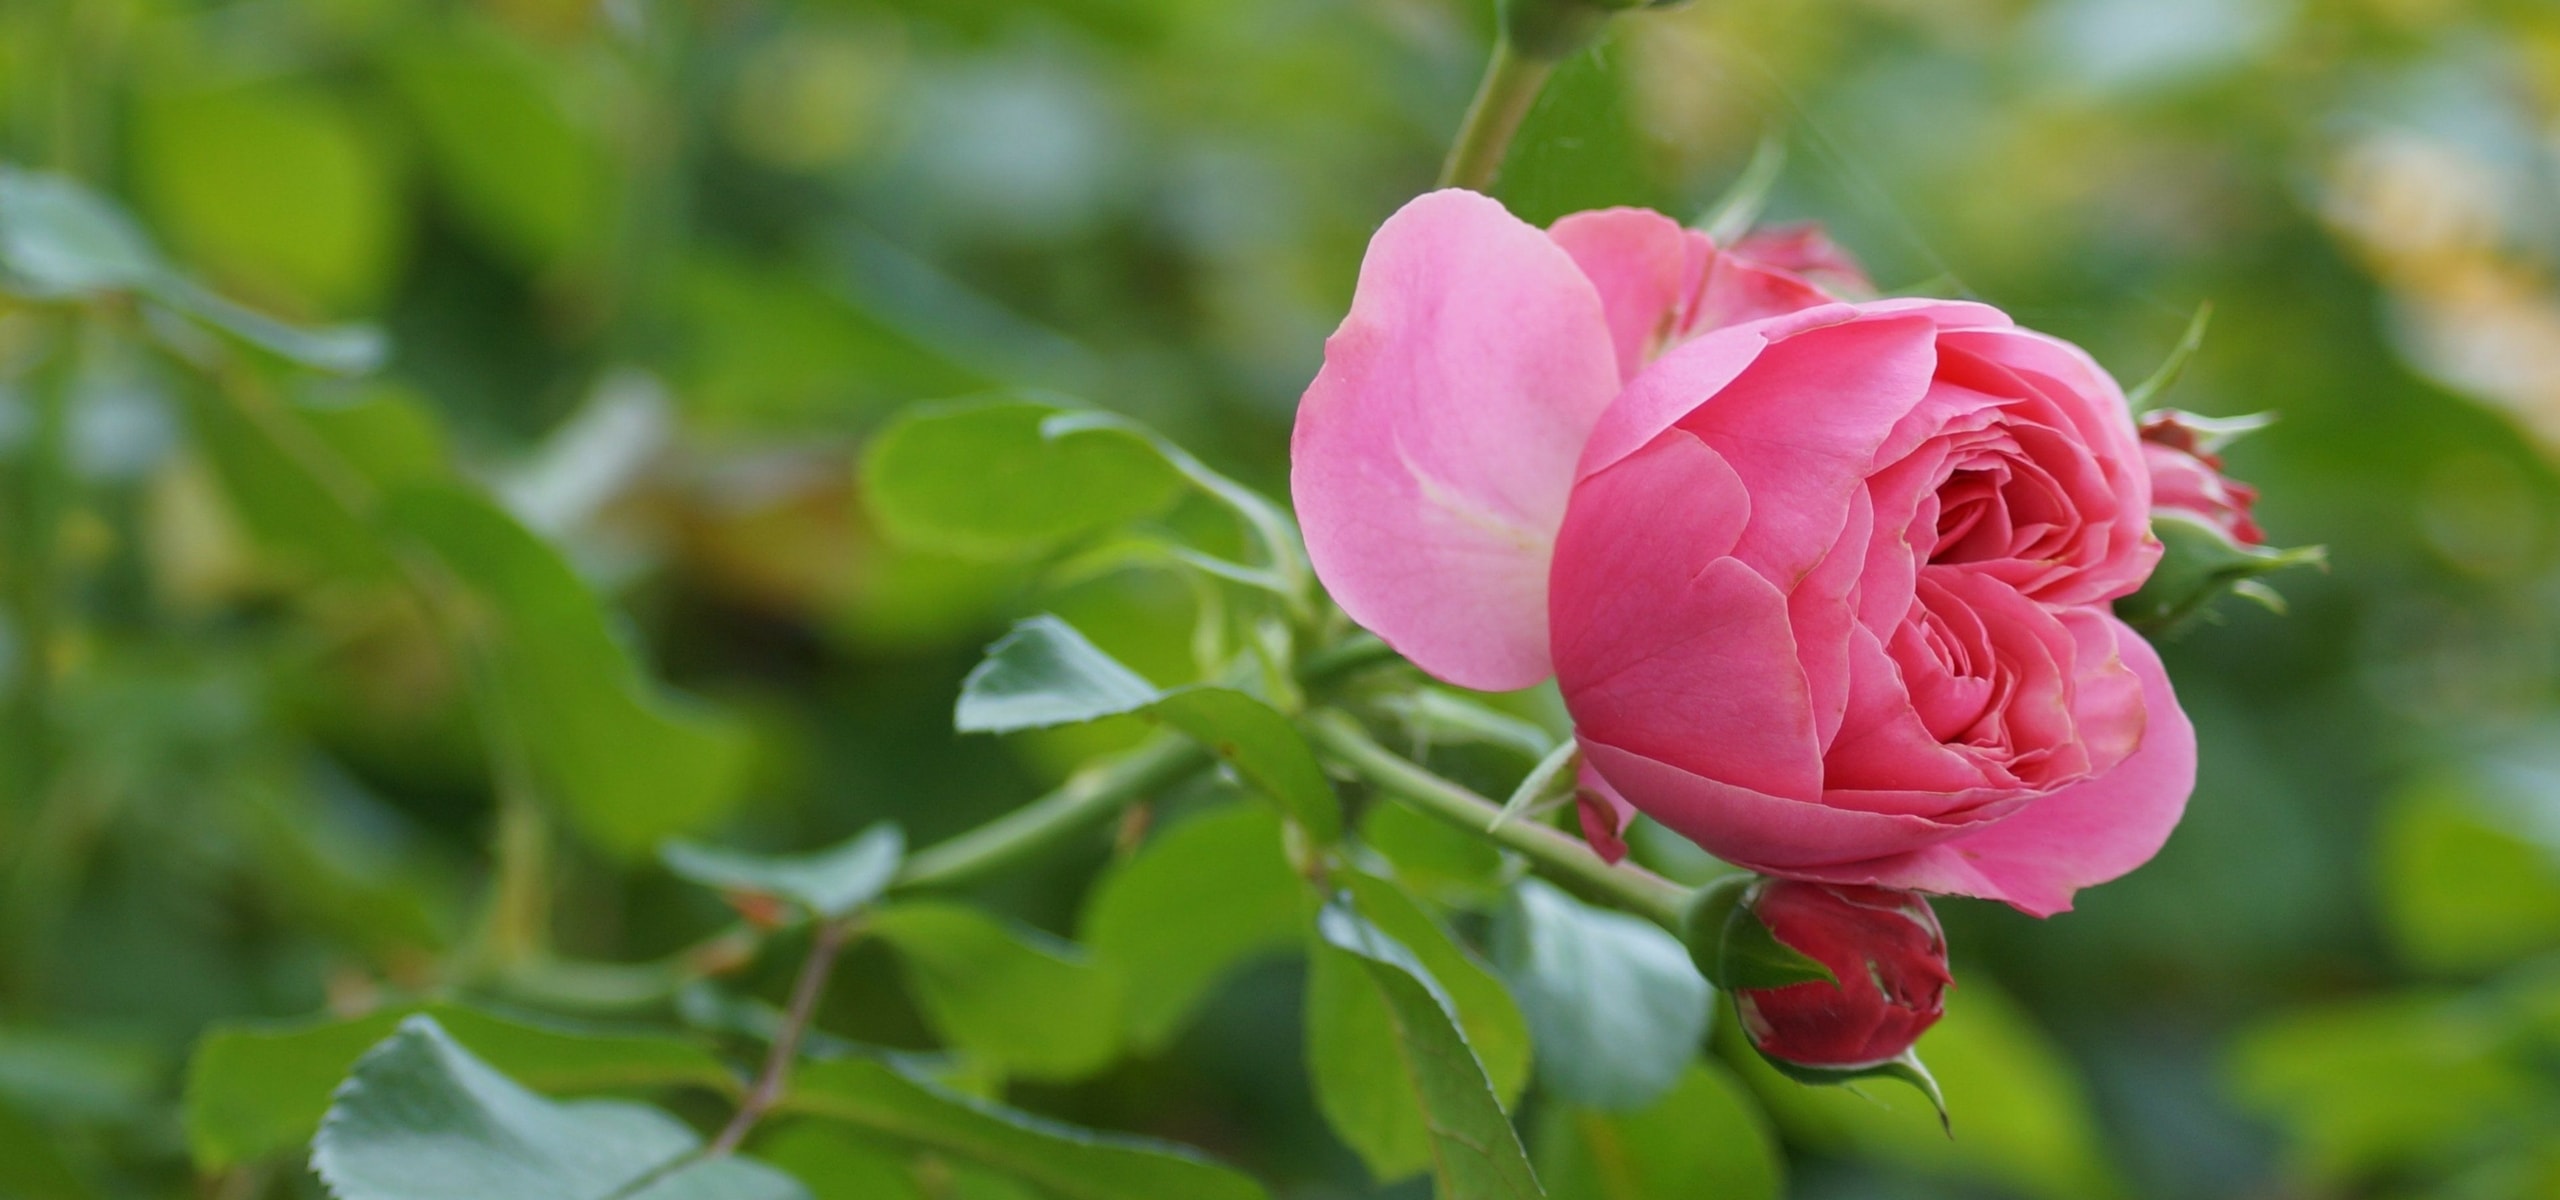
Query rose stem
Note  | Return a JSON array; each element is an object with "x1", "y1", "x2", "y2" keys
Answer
[{"x1": 1308, "y1": 711, "x2": 1690, "y2": 928}]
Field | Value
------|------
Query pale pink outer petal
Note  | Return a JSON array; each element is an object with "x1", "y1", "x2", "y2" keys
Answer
[
  {"x1": 1776, "y1": 619, "x2": 2196, "y2": 917},
  {"x1": 1548, "y1": 208, "x2": 1695, "y2": 382},
  {"x1": 1290, "y1": 189, "x2": 1623, "y2": 691}
]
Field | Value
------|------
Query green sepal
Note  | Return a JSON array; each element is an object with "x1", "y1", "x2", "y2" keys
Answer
[
  {"x1": 1679, "y1": 876, "x2": 1836, "y2": 994},
  {"x1": 2116, "y1": 514, "x2": 2325, "y2": 637},
  {"x1": 1748, "y1": 1043, "x2": 1950, "y2": 1137}
]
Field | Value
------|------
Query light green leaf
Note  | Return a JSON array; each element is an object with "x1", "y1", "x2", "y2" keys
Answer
[
  {"x1": 780, "y1": 1054, "x2": 1268, "y2": 1200},
  {"x1": 954, "y1": 614, "x2": 1162, "y2": 734},
  {"x1": 1729, "y1": 977, "x2": 2122, "y2": 1200},
  {"x1": 152, "y1": 278, "x2": 388, "y2": 374},
  {"x1": 663, "y1": 825, "x2": 905, "y2": 921},
  {"x1": 863, "y1": 398, "x2": 1185, "y2": 560},
  {"x1": 1493, "y1": 879, "x2": 1710, "y2": 1110},
  {"x1": 387, "y1": 25, "x2": 607, "y2": 270},
  {"x1": 383, "y1": 485, "x2": 755, "y2": 857},
  {"x1": 1309, "y1": 897, "x2": 1545, "y2": 1197},
  {"x1": 2114, "y1": 513, "x2": 2323, "y2": 635},
  {"x1": 185, "y1": 1005, "x2": 737, "y2": 1170},
  {"x1": 868, "y1": 902, "x2": 1124, "y2": 1081},
  {"x1": 1080, "y1": 804, "x2": 1310, "y2": 1050},
  {"x1": 309, "y1": 1016, "x2": 803, "y2": 1200},
  {"x1": 0, "y1": 164, "x2": 162, "y2": 294},
  {"x1": 1362, "y1": 801, "x2": 1510, "y2": 910},
  {"x1": 130, "y1": 80, "x2": 403, "y2": 311},
  {"x1": 2230, "y1": 993, "x2": 2543, "y2": 1185},
  {"x1": 2377, "y1": 777, "x2": 2560, "y2": 974},
  {"x1": 1532, "y1": 1064, "x2": 1781, "y2": 1200}
]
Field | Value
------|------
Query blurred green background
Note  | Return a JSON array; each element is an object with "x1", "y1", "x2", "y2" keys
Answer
[{"x1": 5, "y1": 0, "x2": 2560, "y2": 1197}]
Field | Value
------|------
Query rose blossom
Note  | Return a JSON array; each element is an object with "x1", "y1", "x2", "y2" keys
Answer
[
  {"x1": 1292, "y1": 190, "x2": 2196, "y2": 917},
  {"x1": 1731, "y1": 880, "x2": 1949, "y2": 1069}
]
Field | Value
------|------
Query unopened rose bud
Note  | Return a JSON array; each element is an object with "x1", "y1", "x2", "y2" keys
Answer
[
  {"x1": 2140, "y1": 410, "x2": 2264, "y2": 547},
  {"x1": 1732, "y1": 880, "x2": 1950, "y2": 1069}
]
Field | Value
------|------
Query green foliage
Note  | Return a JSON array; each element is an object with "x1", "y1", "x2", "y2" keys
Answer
[
  {"x1": 309, "y1": 1016, "x2": 804, "y2": 1200},
  {"x1": 957, "y1": 614, "x2": 1341, "y2": 838},
  {"x1": 1079, "y1": 804, "x2": 1310, "y2": 1050},
  {"x1": 1308, "y1": 896, "x2": 1545, "y2": 1197},
  {"x1": 1728, "y1": 978, "x2": 2122, "y2": 1200},
  {"x1": 779, "y1": 1055, "x2": 1269, "y2": 1200},
  {"x1": 185, "y1": 1005, "x2": 739, "y2": 1171},
  {"x1": 864, "y1": 399, "x2": 1187, "y2": 560},
  {"x1": 384, "y1": 485, "x2": 755, "y2": 856},
  {"x1": 1530, "y1": 1064, "x2": 1782, "y2": 1200},
  {"x1": 662, "y1": 824, "x2": 905, "y2": 921},
  {"x1": 2376, "y1": 777, "x2": 2560, "y2": 974},
  {"x1": 1491, "y1": 878, "x2": 1709, "y2": 1110},
  {"x1": 867, "y1": 902, "x2": 1125, "y2": 1082}
]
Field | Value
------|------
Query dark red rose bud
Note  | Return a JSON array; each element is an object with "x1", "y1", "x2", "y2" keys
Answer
[
  {"x1": 2139, "y1": 410, "x2": 2265, "y2": 547},
  {"x1": 1734, "y1": 881, "x2": 1950, "y2": 1069}
]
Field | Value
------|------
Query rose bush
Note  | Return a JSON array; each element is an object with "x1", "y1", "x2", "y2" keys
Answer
[
  {"x1": 1732, "y1": 880, "x2": 1950, "y2": 1069},
  {"x1": 1293, "y1": 189, "x2": 2196, "y2": 917}
]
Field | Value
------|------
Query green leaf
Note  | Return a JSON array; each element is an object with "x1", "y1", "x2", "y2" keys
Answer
[
  {"x1": 1728, "y1": 978, "x2": 2123, "y2": 1200},
  {"x1": 153, "y1": 277, "x2": 389, "y2": 374},
  {"x1": 1308, "y1": 897, "x2": 1545, "y2": 1197},
  {"x1": 1492, "y1": 879, "x2": 1710, "y2": 1110},
  {"x1": 2377, "y1": 777, "x2": 2560, "y2": 974},
  {"x1": 956, "y1": 616, "x2": 1342, "y2": 838},
  {"x1": 954, "y1": 614, "x2": 1162, "y2": 734},
  {"x1": 386, "y1": 25, "x2": 608, "y2": 270},
  {"x1": 310, "y1": 1016, "x2": 804, "y2": 1200},
  {"x1": 1148, "y1": 686, "x2": 1342, "y2": 843},
  {"x1": 1362, "y1": 801, "x2": 1511, "y2": 910},
  {"x1": 867, "y1": 902, "x2": 1124, "y2": 1081},
  {"x1": 1531, "y1": 1064, "x2": 1782, "y2": 1200},
  {"x1": 754, "y1": 1125, "x2": 929, "y2": 1200},
  {"x1": 863, "y1": 398, "x2": 1184, "y2": 560},
  {"x1": 130, "y1": 79, "x2": 404, "y2": 311},
  {"x1": 186, "y1": 1005, "x2": 738, "y2": 1170},
  {"x1": 2230, "y1": 993, "x2": 2545, "y2": 1185},
  {"x1": 780, "y1": 1054, "x2": 1268, "y2": 1200},
  {"x1": 383, "y1": 485, "x2": 755, "y2": 856},
  {"x1": 663, "y1": 824, "x2": 905, "y2": 921},
  {"x1": 0, "y1": 1100, "x2": 96, "y2": 1199},
  {"x1": 0, "y1": 164, "x2": 162, "y2": 294},
  {"x1": 1080, "y1": 804, "x2": 1310, "y2": 1050}
]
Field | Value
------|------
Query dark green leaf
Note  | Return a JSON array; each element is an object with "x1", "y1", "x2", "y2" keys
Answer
[
  {"x1": 953, "y1": 614, "x2": 1161, "y2": 734},
  {"x1": 383, "y1": 485, "x2": 755, "y2": 857},
  {"x1": 1531, "y1": 1065, "x2": 1782, "y2": 1200},
  {"x1": 1309, "y1": 897, "x2": 1545, "y2": 1197},
  {"x1": 1493, "y1": 879, "x2": 1710, "y2": 1110},
  {"x1": 0, "y1": 1100, "x2": 96, "y2": 1199},
  {"x1": 780, "y1": 1054, "x2": 1268, "y2": 1200},
  {"x1": 863, "y1": 398, "x2": 1185, "y2": 560},
  {"x1": 186, "y1": 1005, "x2": 738, "y2": 1170},
  {"x1": 867, "y1": 902, "x2": 1124, "y2": 1081},
  {"x1": 1149, "y1": 686, "x2": 1341, "y2": 842},
  {"x1": 309, "y1": 1015, "x2": 802, "y2": 1200},
  {"x1": 663, "y1": 824, "x2": 905, "y2": 920},
  {"x1": 1080, "y1": 804, "x2": 1310, "y2": 1050}
]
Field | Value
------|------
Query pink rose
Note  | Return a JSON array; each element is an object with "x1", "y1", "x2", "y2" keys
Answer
[
  {"x1": 1292, "y1": 190, "x2": 2195, "y2": 917},
  {"x1": 2139, "y1": 410, "x2": 2265, "y2": 546}
]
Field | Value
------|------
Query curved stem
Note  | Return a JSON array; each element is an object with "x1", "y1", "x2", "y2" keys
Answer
[
  {"x1": 709, "y1": 918, "x2": 853, "y2": 1156},
  {"x1": 1437, "y1": 37, "x2": 1556, "y2": 192},
  {"x1": 1308, "y1": 711, "x2": 1689, "y2": 929}
]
